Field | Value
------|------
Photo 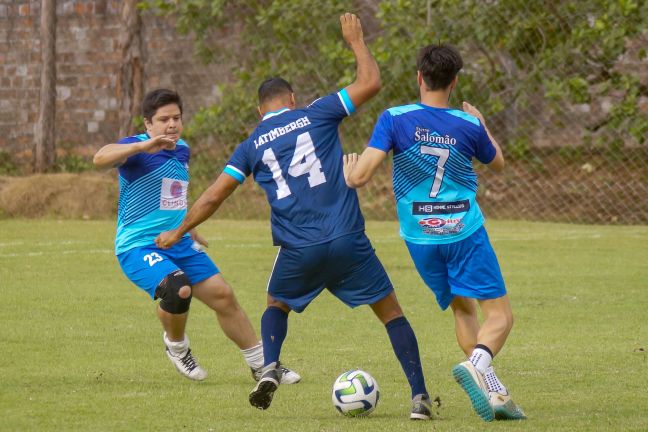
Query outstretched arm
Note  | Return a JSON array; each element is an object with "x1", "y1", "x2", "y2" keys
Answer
[
  {"x1": 463, "y1": 102, "x2": 505, "y2": 172},
  {"x1": 93, "y1": 135, "x2": 176, "y2": 169},
  {"x1": 343, "y1": 147, "x2": 388, "y2": 188},
  {"x1": 155, "y1": 173, "x2": 240, "y2": 249},
  {"x1": 340, "y1": 13, "x2": 381, "y2": 109}
]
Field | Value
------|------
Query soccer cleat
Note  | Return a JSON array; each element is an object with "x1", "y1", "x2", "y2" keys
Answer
[
  {"x1": 249, "y1": 362, "x2": 281, "y2": 410},
  {"x1": 252, "y1": 365, "x2": 301, "y2": 384},
  {"x1": 165, "y1": 347, "x2": 207, "y2": 381},
  {"x1": 490, "y1": 391, "x2": 527, "y2": 420},
  {"x1": 452, "y1": 361, "x2": 494, "y2": 422},
  {"x1": 410, "y1": 394, "x2": 441, "y2": 420}
]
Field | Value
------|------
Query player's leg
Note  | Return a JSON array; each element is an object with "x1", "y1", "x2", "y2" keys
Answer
[
  {"x1": 477, "y1": 295, "x2": 525, "y2": 419},
  {"x1": 174, "y1": 237, "x2": 301, "y2": 385},
  {"x1": 117, "y1": 245, "x2": 205, "y2": 380},
  {"x1": 328, "y1": 232, "x2": 437, "y2": 420},
  {"x1": 155, "y1": 269, "x2": 207, "y2": 381},
  {"x1": 250, "y1": 244, "x2": 325, "y2": 410},
  {"x1": 445, "y1": 226, "x2": 524, "y2": 420}
]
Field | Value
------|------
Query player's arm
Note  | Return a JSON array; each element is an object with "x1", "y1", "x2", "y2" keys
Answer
[
  {"x1": 340, "y1": 13, "x2": 381, "y2": 109},
  {"x1": 462, "y1": 101, "x2": 505, "y2": 172},
  {"x1": 344, "y1": 147, "x2": 388, "y2": 188},
  {"x1": 92, "y1": 135, "x2": 176, "y2": 169},
  {"x1": 155, "y1": 173, "x2": 240, "y2": 249}
]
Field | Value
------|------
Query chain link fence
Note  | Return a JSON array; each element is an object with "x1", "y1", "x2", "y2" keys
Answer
[{"x1": 158, "y1": 1, "x2": 648, "y2": 224}]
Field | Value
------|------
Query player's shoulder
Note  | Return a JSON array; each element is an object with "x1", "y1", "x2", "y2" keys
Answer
[
  {"x1": 385, "y1": 103, "x2": 425, "y2": 118},
  {"x1": 117, "y1": 133, "x2": 149, "y2": 144},
  {"x1": 443, "y1": 109, "x2": 483, "y2": 129}
]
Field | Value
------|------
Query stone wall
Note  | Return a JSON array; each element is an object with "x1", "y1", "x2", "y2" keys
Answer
[{"x1": 0, "y1": 0, "x2": 228, "y2": 160}]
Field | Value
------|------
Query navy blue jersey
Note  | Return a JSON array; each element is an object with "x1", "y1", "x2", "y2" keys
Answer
[
  {"x1": 224, "y1": 89, "x2": 364, "y2": 248},
  {"x1": 115, "y1": 133, "x2": 191, "y2": 254},
  {"x1": 368, "y1": 104, "x2": 496, "y2": 244}
]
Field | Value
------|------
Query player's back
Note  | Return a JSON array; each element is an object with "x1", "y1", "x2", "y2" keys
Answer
[
  {"x1": 225, "y1": 91, "x2": 364, "y2": 248},
  {"x1": 369, "y1": 103, "x2": 497, "y2": 244}
]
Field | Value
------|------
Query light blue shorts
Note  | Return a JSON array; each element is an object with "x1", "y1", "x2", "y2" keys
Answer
[
  {"x1": 117, "y1": 237, "x2": 219, "y2": 299},
  {"x1": 405, "y1": 226, "x2": 506, "y2": 310}
]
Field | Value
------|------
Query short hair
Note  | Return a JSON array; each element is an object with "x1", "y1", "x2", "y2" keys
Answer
[
  {"x1": 142, "y1": 89, "x2": 183, "y2": 120},
  {"x1": 258, "y1": 77, "x2": 293, "y2": 105},
  {"x1": 416, "y1": 44, "x2": 463, "y2": 91}
]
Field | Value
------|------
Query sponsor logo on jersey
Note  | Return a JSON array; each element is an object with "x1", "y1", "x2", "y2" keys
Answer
[
  {"x1": 420, "y1": 220, "x2": 465, "y2": 235},
  {"x1": 414, "y1": 127, "x2": 457, "y2": 145},
  {"x1": 160, "y1": 178, "x2": 188, "y2": 210},
  {"x1": 417, "y1": 217, "x2": 462, "y2": 228},
  {"x1": 413, "y1": 200, "x2": 470, "y2": 215}
]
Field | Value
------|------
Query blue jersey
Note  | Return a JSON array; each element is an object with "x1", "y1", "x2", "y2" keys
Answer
[
  {"x1": 224, "y1": 89, "x2": 364, "y2": 248},
  {"x1": 115, "y1": 133, "x2": 191, "y2": 255},
  {"x1": 368, "y1": 103, "x2": 496, "y2": 244}
]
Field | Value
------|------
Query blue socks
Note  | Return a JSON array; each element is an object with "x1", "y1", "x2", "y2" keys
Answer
[
  {"x1": 386, "y1": 316, "x2": 428, "y2": 398},
  {"x1": 260, "y1": 306, "x2": 288, "y2": 367}
]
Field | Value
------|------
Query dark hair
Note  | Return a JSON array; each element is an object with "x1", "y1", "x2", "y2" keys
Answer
[
  {"x1": 142, "y1": 89, "x2": 183, "y2": 120},
  {"x1": 416, "y1": 44, "x2": 463, "y2": 91},
  {"x1": 258, "y1": 77, "x2": 293, "y2": 105}
]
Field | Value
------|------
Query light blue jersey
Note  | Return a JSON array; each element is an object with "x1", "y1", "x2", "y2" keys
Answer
[
  {"x1": 114, "y1": 133, "x2": 191, "y2": 255},
  {"x1": 368, "y1": 104, "x2": 496, "y2": 244}
]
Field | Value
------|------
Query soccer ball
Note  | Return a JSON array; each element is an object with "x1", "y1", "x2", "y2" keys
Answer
[{"x1": 331, "y1": 369, "x2": 380, "y2": 417}]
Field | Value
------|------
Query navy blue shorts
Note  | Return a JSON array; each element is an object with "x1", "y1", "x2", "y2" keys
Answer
[
  {"x1": 405, "y1": 226, "x2": 506, "y2": 310},
  {"x1": 267, "y1": 232, "x2": 393, "y2": 313},
  {"x1": 117, "y1": 237, "x2": 220, "y2": 299}
]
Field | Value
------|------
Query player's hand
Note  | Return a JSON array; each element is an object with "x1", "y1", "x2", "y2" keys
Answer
[
  {"x1": 462, "y1": 101, "x2": 487, "y2": 126},
  {"x1": 343, "y1": 153, "x2": 359, "y2": 188},
  {"x1": 155, "y1": 229, "x2": 182, "y2": 250},
  {"x1": 141, "y1": 134, "x2": 176, "y2": 154},
  {"x1": 340, "y1": 13, "x2": 364, "y2": 46},
  {"x1": 189, "y1": 229, "x2": 209, "y2": 249}
]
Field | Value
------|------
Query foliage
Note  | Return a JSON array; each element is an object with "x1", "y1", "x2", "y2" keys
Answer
[
  {"x1": 0, "y1": 151, "x2": 19, "y2": 175},
  {"x1": 141, "y1": 0, "x2": 648, "y2": 156},
  {"x1": 54, "y1": 154, "x2": 94, "y2": 173}
]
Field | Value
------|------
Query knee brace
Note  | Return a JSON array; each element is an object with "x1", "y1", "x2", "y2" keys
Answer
[{"x1": 155, "y1": 270, "x2": 192, "y2": 314}]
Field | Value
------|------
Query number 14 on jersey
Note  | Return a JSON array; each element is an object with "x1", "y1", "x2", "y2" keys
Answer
[{"x1": 261, "y1": 132, "x2": 327, "y2": 199}]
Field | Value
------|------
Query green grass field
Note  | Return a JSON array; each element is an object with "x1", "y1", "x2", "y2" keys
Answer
[{"x1": 1, "y1": 219, "x2": 647, "y2": 431}]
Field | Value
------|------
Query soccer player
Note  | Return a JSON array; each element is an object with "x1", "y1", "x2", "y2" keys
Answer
[
  {"x1": 155, "y1": 14, "x2": 436, "y2": 420},
  {"x1": 343, "y1": 44, "x2": 526, "y2": 421},
  {"x1": 92, "y1": 89, "x2": 300, "y2": 385}
]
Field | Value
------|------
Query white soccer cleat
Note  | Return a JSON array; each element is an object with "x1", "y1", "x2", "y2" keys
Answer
[
  {"x1": 252, "y1": 365, "x2": 301, "y2": 384},
  {"x1": 452, "y1": 360, "x2": 494, "y2": 422},
  {"x1": 165, "y1": 347, "x2": 208, "y2": 381},
  {"x1": 489, "y1": 391, "x2": 527, "y2": 420}
]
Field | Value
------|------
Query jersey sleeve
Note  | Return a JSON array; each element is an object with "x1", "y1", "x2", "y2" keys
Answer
[
  {"x1": 306, "y1": 89, "x2": 356, "y2": 122},
  {"x1": 367, "y1": 110, "x2": 394, "y2": 153},
  {"x1": 223, "y1": 140, "x2": 252, "y2": 184},
  {"x1": 116, "y1": 136, "x2": 144, "y2": 167},
  {"x1": 473, "y1": 123, "x2": 497, "y2": 164}
]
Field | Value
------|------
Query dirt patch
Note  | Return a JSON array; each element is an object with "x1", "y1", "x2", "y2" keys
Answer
[{"x1": 0, "y1": 172, "x2": 118, "y2": 219}]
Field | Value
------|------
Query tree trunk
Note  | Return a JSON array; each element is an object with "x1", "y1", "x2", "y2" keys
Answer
[
  {"x1": 117, "y1": 0, "x2": 144, "y2": 137},
  {"x1": 34, "y1": 0, "x2": 57, "y2": 173}
]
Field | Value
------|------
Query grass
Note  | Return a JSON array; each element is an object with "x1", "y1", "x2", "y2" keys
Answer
[{"x1": 0, "y1": 219, "x2": 647, "y2": 431}]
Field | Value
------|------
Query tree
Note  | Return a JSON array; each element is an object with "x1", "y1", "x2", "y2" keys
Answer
[
  {"x1": 34, "y1": 0, "x2": 57, "y2": 173},
  {"x1": 144, "y1": 0, "x2": 648, "y2": 155},
  {"x1": 117, "y1": 0, "x2": 145, "y2": 137}
]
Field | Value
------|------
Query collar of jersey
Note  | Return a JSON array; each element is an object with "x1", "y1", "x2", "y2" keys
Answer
[
  {"x1": 416, "y1": 102, "x2": 452, "y2": 111},
  {"x1": 262, "y1": 108, "x2": 291, "y2": 121}
]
